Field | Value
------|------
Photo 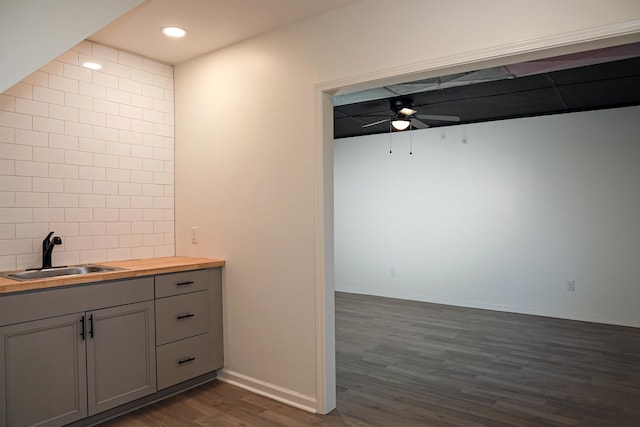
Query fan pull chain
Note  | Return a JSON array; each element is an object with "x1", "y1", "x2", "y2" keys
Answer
[
  {"x1": 389, "y1": 122, "x2": 393, "y2": 153},
  {"x1": 409, "y1": 123, "x2": 413, "y2": 155}
]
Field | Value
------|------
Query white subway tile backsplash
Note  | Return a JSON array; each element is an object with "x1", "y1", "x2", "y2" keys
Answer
[
  {"x1": 119, "y1": 208, "x2": 142, "y2": 221},
  {"x1": 49, "y1": 193, "x2": 78, "y2": 208},
  {"x1": 1, "y1": 41, "x2": 174, "y2": 270},
  {"x1": 119, "y1": 78, "x2": 142, "y2": 95},
  {"x1": 93, "y1": 208, "x2": 119, "y2": 221},
  {"x1": 0, "y1": 127, "x2": 15, "y2": 143},
  {"x1": 78, "y1": 194, "x2": 105, "y2": 208},
  {"x1": 50, "y1": 105, "x2": 80, "y2": 122},
  {"x1": 50, "y1": 134, "x2": 79, "y2": 150},
  {"x1": 142, "y1": 84, "x2": 164, "y2": 100},
  {"x1": 78, "y1": 138, "x2": 104, "y2": 153},
  {"x1": 0, "y1": 142, "x2": 32, "y2": 160},
  {"x1": 105, "y1": 62, "x2": 131, "y2": 79},
  {"x1": 0, "y1": 111, "x2": 32, "y2": 130},
  {"x1": 22, "y1": 71, "x2": 49, "y2": 88},
  {"x1": 118, "y1": 182, "x2": 142, "y2": 196},
  {"x1": 93, "y1": 126, "x2": 119, "y2": 142},
  {"x1": 49, "y1": 75, "x2": 79, "y2": 93},
  {"x1": 34, "y1": 147, "x2": 65, "y2": 164},
  {"x1": 93, "y1": 72, "x2": 118, "y2": 90},
  {"x1": 131, "y1": 94, "x2": 154, "y2": 109},
  {"x1": 79, "y1": 166, "x2": 106, "y2": 181},
  {"x1": 33, "y1": 207, "x2": 64, "y2": 222},
  {"x1": 107, "y1": 247, "x2": 131, "y2": 262},
  {"x1": 33, "y1": 178, "x2": 63, "y2": 193},
  {"x1": 56, "y1": 50, "x2": 79, "y2": 66},
  {"x1": 92, "y1": 181, "x2": 118, "y2": 195},
  {"x1": 15, "y1": 161, "x2": 48, "y2": 177},
  {"x1": 79, "y1": 222, "x2": 106, "y2": 236},
  {"x1": 106, "y1": 168, "x2": 130, "y2": 183},
  {"x1": 118, "y1": 130, "x2": 142, "y2": 145},
  {"x1": 0, "y1": 208, "x2": 33, "y2": 223},
  {"x1": 65, "y1": 93, "x2": 92, "y2": 110},
  {"x1": 49, "y1": 164, "x2": 78, "y2": 179},
  {"x1": 15, "y1": 98, "x2": 48, "y2": 117},
  {"x1": 0, "y1": 192, "x2": 14, "y2": 207},
  {"x1": 79, "y1": 110, "x2": 106, "y2": 127},
  {"x1": 65, "y1": 150, "x2": 93, "y2": 166},
  {"x1": 39, "y1": 61, "x2": 63, "y2": 76},
  {"x1": 0, "y1": 224, "x2": 16, "y2": 239},
  {"x1": 4, "y1": 83, "x2": 33, "y2": 99},
  {"x1": 106, "y1": 195, "x2": 130, "y2": 209},
  {"x1": 0, "y1": 239, "x2": 33, "y2": 255},
  {"x1": 78, "y1": 194, "x2": 106, "y2": 208},
  {"x1": 65, "y1": 208, "x2": 93, "y2": 222},
  {"x1": 49, "y1": 222, "x2": 79, "y2": 237},
  {"x1": 107, "y1": 222, "x2": 130, "y2": 235},
  {"x1": 106, "y1": 88, "x2": 131, "y2": 105},
  {"x1": 33, "y1": 117, "x2": 64, "y2": 134},
  {"x1": 33, "y1": 87, "x2": 65, "y2": 105},
  {"x1": 15, "y1": 192, "x2": 48, "y2": 207},
  {"x1": 119, "y1": 233, "x2": 142, "y2": 247},
  {"x1": 93, "y1": 235, "x2": 118, "y2": 249},
  {"x1": 15, "y1": 222, "x2": 49, "y2": 238},
  {"x1": 131, "y1": 246, "x2": 154, "y2": 259},
  {"x1": 119, "y1": 51, "x2": 142, "y2": 68},
  {"x1": 65, "y1": 179, "x2": 93, "y2": 194},
  {"x1": 0, "y1": 159, "x2": 15, "y2": 175},
  {"x1": 142, "y1": 58, "x2": 164, "y2": 75},
  {"x1": 63, "y1": 64, "x2": 92, "y2": 83},
  {"x1": 79, "y1": 82, "x2": 106, "y2": 99},
  {"x1": 0, "y1": 176, "x2": 31, "y2": 191},
  {"x1": 106, "y1": 115, "x2": 131, "y2": 131},
  {"x1": 131, "y1": 170, "x2": 153, "y2": 184},
  {"x1": 79, "y1": 249, "x2": 107, "y2": 263},
  {"x1": 65, "y1": 121, "x2": 92, "y2": 138},
  {"x1": 64, "y1": 236, "x2": 93, "y2": 250}
]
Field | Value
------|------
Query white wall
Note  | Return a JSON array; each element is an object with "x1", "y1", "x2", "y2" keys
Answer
[
  {"x1": 0, "y1": 41, "x2": 175, "y2": 271},
  {"x1": 335, "y1": 107, "x2": 640, "y2": 328},
  {"x1": 174, "y1": 0, "x2": 640, "y2": 412}
]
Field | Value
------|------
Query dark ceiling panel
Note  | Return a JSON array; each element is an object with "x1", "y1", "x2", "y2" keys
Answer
[{"x1": 334, "y1": 56, "x2": 640, "y2": 139}]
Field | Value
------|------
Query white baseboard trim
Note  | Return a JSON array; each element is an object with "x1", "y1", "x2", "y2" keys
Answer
[
  {"x1": 217, "y1": 369, "x2": 317, "y2": 414},
  {"x1": 336, "y1": 287, "x2": 640, "y2": 328}
]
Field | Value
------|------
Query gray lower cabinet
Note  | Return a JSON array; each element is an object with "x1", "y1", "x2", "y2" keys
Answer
[
  {"x1": 0, "y1": 267, "x2": 222, "y2": 427},
  {"x1": 86, "y1": 301, "x2": 156, "y2": 415},
  {"x1": 0, "y1": 314, "x2": 88, "y2": 427}
]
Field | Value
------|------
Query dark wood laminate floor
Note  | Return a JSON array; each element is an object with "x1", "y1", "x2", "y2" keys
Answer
[{"x1": 101, "y1": 292, "x2": 640, "y2": 426}]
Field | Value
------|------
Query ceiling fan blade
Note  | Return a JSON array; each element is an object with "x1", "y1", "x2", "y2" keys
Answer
[
  {"x1": 416, "y1": 114, "x2": 461, "y2": 122},
  {"x1": 362, "y1": 118, "x2": 391, "y2": 128},
  {"x1": 410, "y1": 118, "x2": 429, "y2": 129}
]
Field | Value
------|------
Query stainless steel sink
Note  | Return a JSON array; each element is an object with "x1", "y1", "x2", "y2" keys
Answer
[{"x1": 2, "y1": 265, "x2": 121, "y2": 281}]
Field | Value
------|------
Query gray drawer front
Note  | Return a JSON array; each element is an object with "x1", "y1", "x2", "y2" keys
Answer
[
  {"x1": 156, "y1": 333, "x2": 212, "y2": 390},
  {"x1": 0, "y1": 277, "x2": 154, "y2": 327},
  {"x1": 155, "y1": 269, "x2": 211, "y2": 298},
  {"x1": 156, "y1": 291, "x2": 210, "y2": 345}
]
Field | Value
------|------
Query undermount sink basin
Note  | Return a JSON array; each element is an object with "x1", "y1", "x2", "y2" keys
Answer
[{"x1": 2, "y1": 265, "x2": 121, "y2": 281}]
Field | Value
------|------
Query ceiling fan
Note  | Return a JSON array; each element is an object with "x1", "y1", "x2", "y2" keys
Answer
[{"x1": 362, "y1": 96, "x2": 461, "y2": 130}]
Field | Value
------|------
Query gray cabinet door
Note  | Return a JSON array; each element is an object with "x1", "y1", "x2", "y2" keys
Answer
[
  {"x1": 86, "y1": 301, "x2": 156, "y2": 415},
  {"x1": 0, "y1": 314, "x2": 87, "y2": 427}
]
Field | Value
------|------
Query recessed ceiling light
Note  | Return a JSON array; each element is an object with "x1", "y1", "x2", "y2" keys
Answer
[
  {"x1": 82, "y1": 62, "x2": 102, "y2": 70},
  {"x1": 162, "y1": 26, "x2": 186, "y2": 38}
]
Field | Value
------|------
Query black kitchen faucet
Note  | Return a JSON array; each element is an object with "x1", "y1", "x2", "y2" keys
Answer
[{"x1": 42, "y1": 231, "x2": 62, "y2": 269}]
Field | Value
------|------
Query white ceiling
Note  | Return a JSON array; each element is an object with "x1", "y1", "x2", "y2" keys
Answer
[{"x1": 89, "y1": 0, "x2": 360, "y2": 65}]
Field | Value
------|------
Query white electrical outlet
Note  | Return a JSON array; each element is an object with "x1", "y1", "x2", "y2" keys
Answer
[
  {"x1": 191, "y1": 227, "x2": 198, "y2": 244},
  {"x1": 566, "y1": 280, "x2": 575, "y2": 292}
]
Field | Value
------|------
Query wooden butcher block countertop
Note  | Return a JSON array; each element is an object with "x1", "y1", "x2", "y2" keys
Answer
[{"x1": 0, "y1": 256, "x2": 225, "y2": 294}]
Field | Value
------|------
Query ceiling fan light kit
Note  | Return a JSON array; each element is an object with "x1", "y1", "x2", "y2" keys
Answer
[
  {"x1": 362, "y1": 96, "x2": 461, "y2": 133},
  {"x1": 391, "y1": 119, "x2": 411, "y2": 130}
]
